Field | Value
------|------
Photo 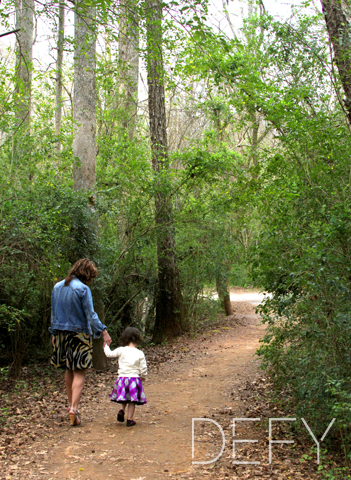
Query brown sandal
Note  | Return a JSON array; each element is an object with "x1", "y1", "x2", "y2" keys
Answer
[{"x1": 69, "y1": 408, "x2": 81, "y2": 426}]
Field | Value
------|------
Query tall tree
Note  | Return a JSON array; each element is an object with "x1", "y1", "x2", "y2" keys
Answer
[
  {"x1": 73, "y1": 1, "x2": 97, "y2": 191},
  {"x1": 55, "y1": 1, "x2": 65, "y2": 153},
  {"x1": 209, "y1": 101, "x2": 234, "y2": 316},
  {"x1": 119, "y1": 0, "x2": 139, "y2": 140},
  {"x1": 146, "y1": 0, "x2": 184, "y2": 343},
  {"x1": 72, "y1": 2, "x2": 107, "y2": 368},
  {"x1": 14, "y1": 0, "x2": 34, "y2": 134},
  {"x1": 321, "y1": 0, "x2": 351, "y2": 123}
]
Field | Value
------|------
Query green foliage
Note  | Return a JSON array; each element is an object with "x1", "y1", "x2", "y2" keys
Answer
[
  {"x1": 0, "y1": 179, "x2": 99, "y2": 369},
  {"x1": 169, "y1": 1, "x2": 351, "y2": 462},
  {"x1": 4, "y1": 5, "x2": 351, "y2": 470},
  {"x1": 232, "y1": 12, "x2": 351, "y2": 462}
]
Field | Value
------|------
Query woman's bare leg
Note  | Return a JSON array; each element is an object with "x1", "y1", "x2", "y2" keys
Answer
[
  {"x1": 65, "y1": 370, "x2": 74, "y2": 406},
  {"x1": 71, "y1": 369, "x2": 85, "y2": 411}
]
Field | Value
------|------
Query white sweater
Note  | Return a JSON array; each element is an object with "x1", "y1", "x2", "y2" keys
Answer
[{"x1": 104, "y1": 345, "x2": 147, "y2": 378}]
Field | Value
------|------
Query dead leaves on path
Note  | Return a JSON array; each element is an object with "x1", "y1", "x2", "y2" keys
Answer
[
  {"x1": 0, "y1": 313, "x2": 239, "y2": 478},
  {"x1": 0, "y1": 307, "x2": 344, "y2": 480},
  {"x1": 184, "y1": 375, "x2": 341, "y2": 480}
]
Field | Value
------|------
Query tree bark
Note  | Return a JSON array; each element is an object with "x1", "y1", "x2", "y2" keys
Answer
[
  {"x1": 119, "y1": 0, "x2": 139, "y2": 140},
  {"x1": 72, "y1": 3, "x2": 105, "y2": 368},
  {"x1": 321, "y1": 0, "x2": 351, "y2": 123},
  {"x1": 146, "y1": 0, "x2": 184, "y2": 344},
  {"x1": 73, "y1": 1, "x2": 96, "y2": 191},
  {"x1": 55, "y1": 1, "x2": 65, "y2": 153},
  {"x1": 216, "y1": 274, "x2": 233, "y2": 316},
  {"x1": 14, "y1": 0, "x2": 34, "y2": 132},
  {"x1": 251, "y1": 112, "x2": 259, "y2": 167},
  {"x1": 92, "y1": 296, "x2": 109, "y2": 370},
  {"x1": 209, "y1": 101, "x2": 234, "y2": 317}
]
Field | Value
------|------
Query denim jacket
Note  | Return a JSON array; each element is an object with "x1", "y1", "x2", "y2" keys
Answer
[{"x1": 49, "y1": 278, "x2": 106, "y2": 339}]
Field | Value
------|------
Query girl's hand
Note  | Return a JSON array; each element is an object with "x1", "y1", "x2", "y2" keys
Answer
[{"x1": 140, "y1": 377, "x2": 146, "y2": 382}]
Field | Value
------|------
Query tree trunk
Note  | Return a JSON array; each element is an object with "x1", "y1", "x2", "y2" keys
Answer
[
  {"x1": 252, "y1": 112, "x2": 259, "y2": 167},
  {"x1": 216, "y1": 274, "x2": 233, "y2": 316},
  {"x1": 321, "y1": 0, "x2": 351, "y2": 123},
  {"x1": 119, "y1": 0, "x2": 139, "y2": 140},
  {"x1": 14, "y1": 0, "x2": 34, "y2": 158},
  {"x1": 55, "y1": 1, "x2": 65, "y2": 153},
  {"x1": 146, "y1": 0, "x2": 184, "y2": 344},
  {"x1": 92, "y1": 296, "x2": 109, "y2": 370},
  {"x1": 73, "y1": 1, "x2": 96, "y2": 191},
  {"x1": 210, "y1": 102, "x2": 234, "y2": 317},
  {"x1": 72, "y1": 3, "x2": 105, "y2": 368}
]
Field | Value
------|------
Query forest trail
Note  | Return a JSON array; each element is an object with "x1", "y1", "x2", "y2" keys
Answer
[{"x1": 13, "y1": 292, "x2": 266, "y2": 480}]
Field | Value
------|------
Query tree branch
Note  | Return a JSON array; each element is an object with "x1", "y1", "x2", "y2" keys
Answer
[
  {"x1": 111, "y1": 289, "x2": 142, "y2": 323},
  {"x1": 0, "y1": 29, "x2": 20, "y2": 39}
]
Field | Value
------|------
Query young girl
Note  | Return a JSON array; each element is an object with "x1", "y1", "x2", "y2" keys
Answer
[{"x1": 104, "y1": 327, "x2": 147, "y2": 426}]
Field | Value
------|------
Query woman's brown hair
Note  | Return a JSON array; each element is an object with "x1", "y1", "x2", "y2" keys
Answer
[{"x1": 64, "y1": 258, "x2": 97, "y2": 286}]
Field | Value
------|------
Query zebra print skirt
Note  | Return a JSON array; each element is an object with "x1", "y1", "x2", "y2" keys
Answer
[{"x1": 51, "y1": 331, "x2": 93, "y2": 370}]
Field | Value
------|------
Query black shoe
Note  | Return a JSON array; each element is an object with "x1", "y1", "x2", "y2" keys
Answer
[
  {"x1": 117, "y1": 409, "x2": 125, "y2": 422},
  {"x1": 126, "y1": 419, "x2": 136, "y2": 427}
]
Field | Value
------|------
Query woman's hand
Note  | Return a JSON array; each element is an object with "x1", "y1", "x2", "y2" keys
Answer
[{"x1": 102, "y1": 329, "x2": 112, "y2": 347}]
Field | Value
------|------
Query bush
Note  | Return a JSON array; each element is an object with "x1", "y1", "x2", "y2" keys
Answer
[{"x1": 0, "y1": 180, "x2": 99, "y2": 375}]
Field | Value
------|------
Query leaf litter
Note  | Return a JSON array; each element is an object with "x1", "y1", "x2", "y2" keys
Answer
[{"x1": 0, "y1": 294, "x2": 345, "y2": 479}]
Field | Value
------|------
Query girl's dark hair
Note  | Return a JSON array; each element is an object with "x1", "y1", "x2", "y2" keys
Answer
[
  {"x1": 120, "y1": 327, "x2": 143, "y2": 346},
  {"x1": 64, "y1": 258, "x2": 98, "y2": 286}
]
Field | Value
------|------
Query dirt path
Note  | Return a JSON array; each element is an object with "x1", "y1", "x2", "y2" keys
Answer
[
  {"x1": 1, "y1": 292, "x2": 341, "y2": 479},
  {"x1": 11, "y1": 296, "x2": 262, "y2": 480}
]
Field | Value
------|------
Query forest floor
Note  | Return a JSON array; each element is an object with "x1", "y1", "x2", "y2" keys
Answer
[{"x1": 0, "y1": 289, "x2": 345, "y2": 480}]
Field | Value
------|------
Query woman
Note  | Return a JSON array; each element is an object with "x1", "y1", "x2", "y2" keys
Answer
[{"x1": 50, "y1": 258, "x2": 111, "y2": 426}]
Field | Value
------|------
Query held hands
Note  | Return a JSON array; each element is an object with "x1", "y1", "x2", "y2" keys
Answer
[{"x1": 102, "y1": 329, "x2": 112, "y2": 348}]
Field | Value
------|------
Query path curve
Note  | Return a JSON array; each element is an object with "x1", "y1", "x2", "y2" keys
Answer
[{"x1": 24, "y1": 299, "x2": 265, "y2": 480}]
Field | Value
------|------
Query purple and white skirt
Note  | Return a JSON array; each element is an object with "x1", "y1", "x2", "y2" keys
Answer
[{"x1": 110, "y1": 377, "x2": 147, "y2": 405}]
